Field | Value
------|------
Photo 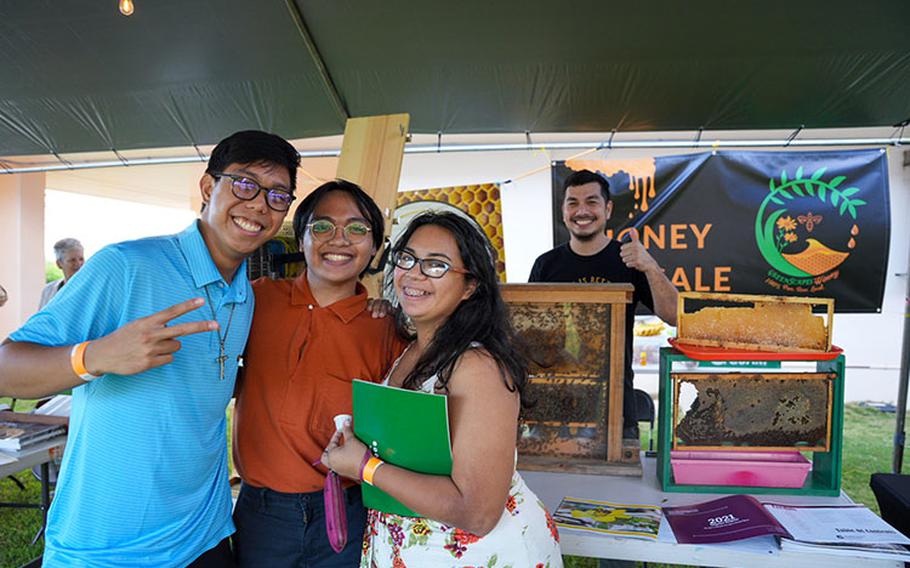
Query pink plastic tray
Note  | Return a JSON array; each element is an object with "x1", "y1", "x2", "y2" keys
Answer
[{"x1": 670, "y1": 450, "x2": 811, "y2": 488}]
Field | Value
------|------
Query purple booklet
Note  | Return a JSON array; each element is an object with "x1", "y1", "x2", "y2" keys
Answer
[{"x1": 663, "y1": 495, "x2": 791, "y2": 544}]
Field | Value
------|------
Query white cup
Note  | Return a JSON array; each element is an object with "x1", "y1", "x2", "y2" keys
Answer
[{"x1": 333, "y1": 414, "x2": 352, "y2": 432}]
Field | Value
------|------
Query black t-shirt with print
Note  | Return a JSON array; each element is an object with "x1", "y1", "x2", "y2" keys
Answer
[{"x1": 528, "y1": 241, "x2": 655, "y2": 428}]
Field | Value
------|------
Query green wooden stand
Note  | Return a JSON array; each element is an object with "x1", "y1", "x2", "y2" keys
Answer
[{"x1": 657, "y1": 347, "x2": 844, "y2": 496}]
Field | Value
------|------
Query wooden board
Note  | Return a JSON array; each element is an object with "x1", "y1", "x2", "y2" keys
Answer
[
  {"x1": 608, "y1": 301, "x2": 626, "y2": 462},
  {"x1": 336, "y1": 113, "x2": 409, "y2": 295},
  {"x1": 518, "y1": 454, "x2": 642, "y2": 477}
]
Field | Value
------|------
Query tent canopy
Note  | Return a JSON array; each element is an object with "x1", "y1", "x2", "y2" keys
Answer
[{"x1": 2, "y1": 0, "x2": 910, "y2": 156}]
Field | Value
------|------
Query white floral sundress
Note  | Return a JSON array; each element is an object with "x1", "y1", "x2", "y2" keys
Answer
[{"x1": 361, "y1": 345, "x2": 563, "y2": 568}]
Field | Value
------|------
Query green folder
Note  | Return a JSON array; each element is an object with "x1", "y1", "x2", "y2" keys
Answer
[{"x1": 352, "y1": 379, "x2": 453, "y2": 517}]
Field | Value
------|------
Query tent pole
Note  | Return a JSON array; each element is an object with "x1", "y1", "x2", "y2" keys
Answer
[
  {"x1": 893, "y1": 261, "x2": 910, "y2": 474},
  {"x1": 283, "y1": 0, "x2": 349, "y2": 124},
  {"x1": 3, "y1": 136, "x2": 910, "y2": 175}
]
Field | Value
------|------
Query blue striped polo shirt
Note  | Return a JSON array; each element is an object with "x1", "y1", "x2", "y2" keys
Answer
[{"x1": 11, "y1": 221, "x2": 253, "y2": 567}]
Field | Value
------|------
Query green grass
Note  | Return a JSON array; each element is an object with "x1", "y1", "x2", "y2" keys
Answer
[
  {"x1": 45, "y1": 262, "x2": 63, "y2": 284},
  {"x1": 0, "y1": 474, "x2": 43, "y2": 568},
  {"x1": 1, "y1": 401, "x2": 907, "y2": 568},
  {"x1": 0, "y1": 398, "x2": 44, "y2": 568},
  {"x1": 0, "y1": 399, "x2": 37, "y2": 413},
  {"x1": 840, "y1": 404, "x2": 906, "y2": 511}
]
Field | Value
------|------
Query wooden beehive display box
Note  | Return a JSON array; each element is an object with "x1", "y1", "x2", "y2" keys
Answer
[
  {"x1": 657, "y1": 349, "x2": 845, "y2": 496},
  {"x1": 501, "y1": 283, "x2": 640, "y2": 475},
  {"x1": 658, "y1": 290, "x2": 844, "y2": 496},
  {"x1": 676, "y1": 292, "x2": 834, "y2": 353}
]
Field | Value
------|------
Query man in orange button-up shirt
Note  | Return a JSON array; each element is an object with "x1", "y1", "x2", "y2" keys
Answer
[{"x1": 232, "y1": 180, "x2": 405, "y2": 567}]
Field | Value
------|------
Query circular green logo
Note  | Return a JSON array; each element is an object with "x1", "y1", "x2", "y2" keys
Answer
[{"x1": 755, "y1": 167, "x2": 866, "y2": 278}]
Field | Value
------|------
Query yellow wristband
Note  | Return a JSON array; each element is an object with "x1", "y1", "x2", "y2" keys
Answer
[
  {"x1": 70, "y1": 341, "x2": 101, "y2": 382},
  {"x1": 361, "y1": 456, "x2": 384, "y2": 486}
]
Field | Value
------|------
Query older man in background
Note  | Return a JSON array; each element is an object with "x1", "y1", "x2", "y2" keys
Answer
[{"x1": 39, "y1": 238, "x2": 85, "y2": 309}]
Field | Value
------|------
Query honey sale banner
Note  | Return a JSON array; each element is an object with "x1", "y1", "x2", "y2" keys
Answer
[{"x1": 551, "y1": 150, "x2": 890, "y2": 312}]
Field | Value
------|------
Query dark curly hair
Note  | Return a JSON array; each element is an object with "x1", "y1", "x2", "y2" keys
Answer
[{"x1": 386, "y1": 211, "x2": 530, "y2": 408}]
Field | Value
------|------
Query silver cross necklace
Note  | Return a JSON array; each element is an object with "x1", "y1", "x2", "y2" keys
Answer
[{"x1": 203, "y1": 285, "x2": 236, "y2": 381}]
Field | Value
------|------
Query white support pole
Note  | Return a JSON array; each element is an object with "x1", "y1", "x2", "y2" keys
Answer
[{"x1": 0, "y1": 173, "x2": 46, "y2": 339}]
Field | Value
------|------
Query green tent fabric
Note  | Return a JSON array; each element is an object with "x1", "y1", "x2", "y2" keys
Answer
[{"x1": 1, "y1": 0, "x2": 909, "y2": 156}]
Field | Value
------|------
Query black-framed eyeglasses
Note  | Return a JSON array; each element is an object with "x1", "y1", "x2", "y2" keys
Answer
[
  {"x1": 211, "y1": 172, "x2": 296, "y2": 212},
  {"x1": 306, "y1": 219, "x2": 373, "y2": 244},
  {"x1": 392, "y1": 250, "x2": 471, "y2": 279}
]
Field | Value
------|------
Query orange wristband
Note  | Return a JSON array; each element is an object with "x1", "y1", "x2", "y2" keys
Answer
[
  {"x1": 70, "y1": 341, "x2": 101, "y2": 382},
  {"x1": 361, "y1": 456, "x2": 384, "y2": 486}
]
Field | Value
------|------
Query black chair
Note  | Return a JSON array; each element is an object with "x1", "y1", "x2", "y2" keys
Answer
[
  {"x1": 870, "y1": 473, "x2": 910, "y2": 538},
  {"x1": 633, "y1": 389, "x2": 656, "y2": 456}
]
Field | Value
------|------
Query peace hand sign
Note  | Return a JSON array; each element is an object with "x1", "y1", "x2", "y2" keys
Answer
[{"x1": 82, "y1": 298, "x2": 217, "y2": 377}]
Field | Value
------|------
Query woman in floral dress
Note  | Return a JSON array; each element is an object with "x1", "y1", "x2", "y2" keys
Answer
[{"x1": 323, "y1": 211, "x2": 562, "y2": 568}]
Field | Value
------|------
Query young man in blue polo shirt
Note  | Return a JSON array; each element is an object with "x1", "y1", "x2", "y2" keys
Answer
[{"x1": 0, "y1": 130, "x2": 300, "y2": 567}]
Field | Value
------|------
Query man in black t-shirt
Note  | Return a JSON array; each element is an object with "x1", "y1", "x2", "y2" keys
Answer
[{"x1": 529, "y1": 169, "x2": 678, "y2": 441}]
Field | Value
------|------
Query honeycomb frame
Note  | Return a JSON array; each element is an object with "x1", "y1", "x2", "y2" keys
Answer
[{"x1": 677, "y1": 292, "x2": 834, "y2": 352}]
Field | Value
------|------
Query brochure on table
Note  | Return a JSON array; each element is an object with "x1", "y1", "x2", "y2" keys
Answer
[
  {"x1": 0, "y1": 417, "x2": 66, "y2": 452},
  {"x1": 661, "y1": 495, "x2": 910, "y2": 558},
  {"x1": 553, "y1": 497, "x2": 662, "y2": 540},
  {"x1": 764, "y1": 502, "x2": 910, "y2": 545},
  {"x1": 663, "y1": 495, "x2": 789, "y2": 544}
]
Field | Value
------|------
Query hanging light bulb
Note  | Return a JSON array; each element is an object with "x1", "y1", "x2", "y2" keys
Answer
[{"x1": 119, "y1": 0, "x2": 134, "y2": 16}]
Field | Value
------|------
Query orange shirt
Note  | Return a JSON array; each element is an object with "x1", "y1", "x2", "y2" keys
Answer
[{"x1": 233, "y1": 273, "x2": 405, "y2": 493}]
